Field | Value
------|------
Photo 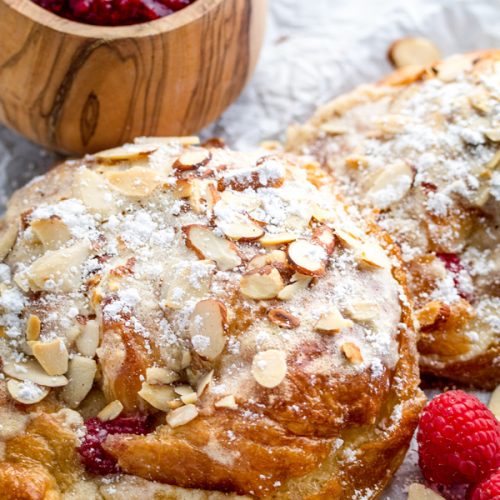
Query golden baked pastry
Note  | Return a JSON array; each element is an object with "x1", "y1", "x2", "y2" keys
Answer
[
  {"x1": 287, "y1": 51, "x2": 500, "y2": 388},
  {"x1": 0, "y1": 138, "x2": 424, "y2": 499}
]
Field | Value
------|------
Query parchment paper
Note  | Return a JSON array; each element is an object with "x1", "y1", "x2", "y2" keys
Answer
[{"x1": 0, "y1": 0, "x2": 498, "y2": 497}]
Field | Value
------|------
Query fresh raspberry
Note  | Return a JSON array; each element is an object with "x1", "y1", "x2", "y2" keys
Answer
[
  {"x1": 469, "y1": 470, "x2": 500, "y2": 500},
  {"x1": 436, "y1": 253, "x2": 473, "y2": 301},
  {"x1": 78, "y1": 415, "x2": 151, "y2": 475},
  {"x1": 417, "y1": 390, "x2": 500, "y2": 486}
]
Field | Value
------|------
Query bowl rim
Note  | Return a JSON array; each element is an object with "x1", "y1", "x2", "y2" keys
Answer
[{"x1": 3, "y1": 0, "x2": 223, "y2": 39}]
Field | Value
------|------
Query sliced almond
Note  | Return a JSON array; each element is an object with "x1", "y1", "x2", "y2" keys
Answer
[
  {"x1": 104, "y1": 167, "x2": 162, "y2": 198},
  {"x1": 31, "y1": 218, "x2": 72, "y2": 250},
  {"x1": 407, "y1": 484, "x2": 444, "y2": 500},
  {"x1": 484, "y1": 128, "x2": 500, "y2": 142},
  {"x1": 0, "y1": 223, "x2": 18, "y2": 261},
  {"x1": 97, "y1": 400, "x2": 124, "y2": 421},
  {"x1": 248, "y1": 250, "x2": 287, "y2": 270},
  {"x1": 32, "y1": 338, "x2": 69, "y2": 376},
  {"x1": 311, "y1": 205, "x2": 336, "y2": 223},
  {"x1": 73, "y1": 168, "x2": 118, "y2": 217},
  {"x1": 347, "y1": 301, "x2": 380, "y2": 322},
  {"x1": 487, "y1": 151, "x2": 500, "y2": 170},
  {"x1": 219, "y1": 219, "x2": 265, "y2": 242},
  {"x1": 95, "y1": 144, "x2": 156, "y2": 163},
  {"x1": 357, "y1": 242, "x2": 391, "y2": 269},
  {"x1": 437, "y1": 55, "x2": 472, "y2": 82},
  {"x1": 366, "y1": 161, "x2": 414, "y2": 209},
  {"x1": 252, "y1": 349, "x2": 287, "y2": 389},
  {"x1": 173, "y1": 150, "x2": 211, "y2": 171},
  {"x1": 219, "y1": 191, "x2": 262, "y2": 213},
  {"x1": 335, "y1": 228, "x2": 363, "y2": 250},
  {"x1": 240, "y1": 266, "x2": 284, "y2": 300},
  {"x1": 7, "y1": 379, "x2": 50, "y2": 405},
  {"x1": 161, "y1": 259, "x2": 214, "y2": 309},
  {"x1": 134, "y1": 136, "x2": 200, "y2": 146},
  {"x1": 315, "y1": 307, "x2": 353, "y2": 333},
  {"x1": 167, "y1": 404, "x2": 199, "y2": 428},
  {"x1": 76, "y1": 319, "x2": 100, "y2": 357},
  {"x1": 341, "y1": 343, "x2": 363, "y2": 364},
  {"x1": 26, "y1": 314, "x2": 41, "y2": 341},
  {"x1": 287, "y1": 240, "x2": 327, "y2": 277},
  {"x1": 488, "y1": 385, "x2": 500, "y2": 419},
  {"x1": 214, "y1": 395, "x2": 238, "y2": 409},
  {"x1": 174, "y1": 385, "x2": 194, "y2": 397},
  {"x1": 138, "y1": 382, "x2": 177, "y2": 412},
  {"x1": 388, "y1": 37, "x2": 440, "y2": 68},
  {"x1": 3, "y1": 360, "x2": 68, "y2": 387},
  {"x1": 259, "y1": 232, "x2": 298, "y2": 247},
  {"x1": 196, "y1": 370, "x2": 214, "y2": 397},
  {"x1": 312, "y1": 225, "x2": 335, "y2": 255},
  {"x1": 146, "y1": 367, "x2": 179, "y2": 385},
  {"x1": 277, "y1": 273, "x2": 312, "y2": 300},
  {"x1": 183, "y1": 225, "x2": 241, "y2": 271},
  {"x1": 268, "y1": 308, "x2": 300, "y2": 329},
  {"x1": 61, "y1": 356, "x2": 97, "y2": 408},
  {"x1": 416, "y1": 301, "x2": 451, "y2": 331},
  {"x1": 26, "y1": 241, "x2": 91, "y2": 293},
  {"x1": 320, "y1": 123, "x2": 348, "y2": 135},
  {"x1": 189, "y1": 299, "x2": 227, "y2": 361}
]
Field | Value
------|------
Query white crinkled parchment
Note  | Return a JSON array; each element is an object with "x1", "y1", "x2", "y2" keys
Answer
[{"x1": 0, "y1": 0, "x2": 497, "y2": 496}]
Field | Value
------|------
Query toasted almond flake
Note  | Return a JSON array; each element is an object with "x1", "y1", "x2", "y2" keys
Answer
[
  {"x1": 97, "y1": 400, "x2": 124, "y2": 421},
  {"x1": 488, "y1": 385, "x2": 500, "y2": 419},
  {"x1": 0, "y1": 223, "x2": 18, "y2": 261},
  {"x1": 357, "y1": 242, "x2": 391, "y2": 269},
  {"x1": 335, "y1": 228, "x2": 363, "y2": 249},
  {"x1": 25, "y1": 241, "x2": 91, "y2": 293},
  {"x1": 311, "y1": 205, "x2": 336, "y2": 223},
  {"x1": 138, "y1": 382, "x2": 177, "y2": 412},
  {"x1": 437, "y1": 55, "x2": 472, "y2": 82},
  {"x1": 161, "y1": 259, "x2": 214, "y2": 310},
  {"x1": 366, "y1": 160, "x2": 414, "y2": 209},
  {"x1": 252, "y1": 349, "x2": 287, "y2": 388},
  {"x1": 259, "y1": 232, "x2": 298, "y2": 247},
  {"x1": 220, "y1": 219, "x2": 265, "y2": 242},
  {"x1": 174, "y1": 150, "x2": 211, "y2": 171},
  {"x1": 206, "y1": 183, "x2": 221, "y2": 213},
  {"x1": 95, "y1": 145, "x2": 156, "y2": 162},
  {"x1": 268, "y1": 308, "x2": 300, "y2": 329},
  {"x1": 146, "y1": 367, "x2": 179, "y2": 385},
  {"x1": 189, "y1": 300, "x2": 227, "y2": 360},
  {"x1": 248, "y1": 250, "x2": 287, "y2": 270},
  {"x1": 416, "y1": 301, "x2": 450, "y2": 330},
  {"x1": 31, "y1": 218, "x2": 72, "y2": 250},
  {"x1": 26, "y1": 314, "x2": 41, "y2": 341},
  {"x1": 388, "y1": 37, "x2": 440, "y2": 68},
  {"x1": 277, "y1": 273, "x2": 312, "y2": 300},
  {"x1": 315, "y1": 307, "x2": 353, "y2": 333},
  {"x1": 167, "y1": 399, "x2": 184, "y2": 410},
  {"x1": 167, "y1": 404, "x2": 199, "y2": 428},
  {"x1": 3, "y1": 360, "x2": 68, "y2": 387},
  {"x1": 104, "y1": 167, "x2": 162, "y2": 198},
  {"x1": 61, "y1": 356, "x2": 97, "y2": 408},
  {"x1": 485, "y1": 128, "x2": 500, "y2": 142},
  {"x1": 73, "y1": 168, "x2": 118, "y2": 217},
  {"x1": 287, "y1": 239, "x2": 326, "y2": 277},
  {"x1": 76, "y1": 319, "x2": 100, "y2": 357},
  {"x1": 181, "y1": 393, "x2": 198, "y2": 405},
  {"x1": 341, "y1": 343, "x2": 363, "y2": 364},
  {"x1": 7, "y1": 379, "x2": 50, "y2": 405},
  {"x1": 487, "y1": 151, "x2": 500, "y2": 170},
  {"x1": 347, "y1": 301, "x2": 380, "y2": 322},
  {"x1": 174, "y1": 385, "x2": 194, "y2": 397},
  {"x1": 196, "y1": 370, "x2": 214, "y2": 396},
  {"x1": 134, "y1": 136, "x2": 200, "y2": 146},
  {"x1": 183, "y1": 225, "x2": 241, "y2": 271},
  {"x1": 214, "y1": 395, "x2": 238, "y2": 409},
  {"x1": 312, "y1": 225, "x2": 335, "y2": 255},
  {"x1": 32, "y1": 338, "x2": 69, "y2": 376},
  {"x1": 320, "y1": 123, "x2": 348, "y2": 135},
  {"x1": 407, "y1": 484, "x2": 444, "y2": 500},
  {"x1": 240, "y1": 266, "x2": 284, "y2": 300}
]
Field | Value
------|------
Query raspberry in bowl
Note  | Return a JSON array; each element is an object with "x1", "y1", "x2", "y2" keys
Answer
[{"x1": 0, "y1": 0, "x2": 267, "y2": 154}]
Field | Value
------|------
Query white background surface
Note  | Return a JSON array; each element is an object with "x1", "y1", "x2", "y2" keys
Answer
[{"x1": 0, "y1": 0, "x2": 499, "y2": 497}]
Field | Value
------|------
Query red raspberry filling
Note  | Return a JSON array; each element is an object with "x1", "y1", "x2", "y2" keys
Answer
[
  {"x1": 78, "y1": 415, "x2": 152, "y2": 475},
  {"x1": 417, "y1": 390, "x2": 500, "y2": 487},
  {"x1": 32, "y1": 0, "x2": 195, "y2": 26}
]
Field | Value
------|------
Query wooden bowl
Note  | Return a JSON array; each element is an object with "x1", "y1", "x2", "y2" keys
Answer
[{"x1": 0, "y1": 0, "x2": 267, "y2": 154}]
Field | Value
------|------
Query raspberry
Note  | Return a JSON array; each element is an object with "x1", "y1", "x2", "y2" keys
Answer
[
  {"x1": 417, "y1": 390, "x2": 500, "y2": 486},
  {"x1": 77, "y1": 415, "x2": 152, "y2": 475},
  {"x1": 436, "y1": 252, "x2": 473, "y2": 301},
  {"x1": 469, "y1": 470, "x2": 500, "y2": 500}
]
